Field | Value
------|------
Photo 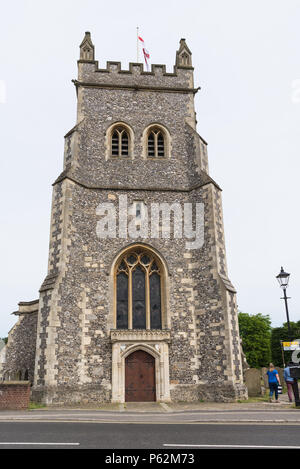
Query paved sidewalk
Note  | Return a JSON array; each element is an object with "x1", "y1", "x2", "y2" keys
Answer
[
  {"x1": 38, "y1": 390, "x2": 297, "y2": 412},
  {"x1": 0, "y1": 393, "x2": 299, "y2": 424}
]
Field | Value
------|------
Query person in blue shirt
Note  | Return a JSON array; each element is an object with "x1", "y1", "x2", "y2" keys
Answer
[
  {"x1": 266, "y1": 363, "x2": 281, "y2": 402},
  {"x1": 284, "y1": 362, "x2": 294, "y2": 402}
]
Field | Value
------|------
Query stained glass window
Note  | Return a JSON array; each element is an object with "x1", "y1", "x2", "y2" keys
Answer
[
  {"x1": 115, "y1": 249, "x2": 163, "y2": 330},
  {"x1": 150, "y1": 272, "x2": 162, "y2": 329},
  {"x1": 132, "y1": 266, "x2": 146, "y2": 329},
  {"x1": 116, "y1": 272, "x2": 128, "y2": 329}
]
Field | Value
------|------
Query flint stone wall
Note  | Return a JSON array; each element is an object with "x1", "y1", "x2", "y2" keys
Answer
[{"x1": 3, "y1": 302, "x2": 38, "y2": 383}]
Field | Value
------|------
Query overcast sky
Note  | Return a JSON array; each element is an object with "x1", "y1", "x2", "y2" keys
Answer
[{"x1": 0, "y1": 0, "x2": 299, "y2": 336}]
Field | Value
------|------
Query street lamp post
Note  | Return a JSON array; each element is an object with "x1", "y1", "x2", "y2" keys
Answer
[
  {"x1": 276, "y1": 267, "x2": 300, "y2": 406},
  {"x1": 276, "y1": 267, "x2": 292, "y2": 338}
]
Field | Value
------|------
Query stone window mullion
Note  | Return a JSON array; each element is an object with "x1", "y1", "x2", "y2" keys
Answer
[
  {"x1": 128, "y1": 267, "x2": 133, "y2": 329},
  {"x1": 118, "y1": 130, "x2": 122, "y2": 157},
  {"x1": 145, "y1": 266, "x2": 151, "y2": 329},
  {"x1": 154, "y1": 132, "x2": 158, "y2": 158}
]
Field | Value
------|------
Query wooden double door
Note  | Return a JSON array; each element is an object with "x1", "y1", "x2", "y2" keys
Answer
[{"x1": 125, "y1": 350, "x2": 156, "y2": 402}]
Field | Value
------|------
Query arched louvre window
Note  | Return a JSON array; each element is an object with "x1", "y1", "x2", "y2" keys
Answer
[
  {"x1": 116, "y1": 249, "x2": 162, "y2": 330},
  {"x1": 147, "y1": 128, "x2": 165, "y2": 158},
  {"x1": 111, "y1": 126, "x2": 129, "y2": 157}
]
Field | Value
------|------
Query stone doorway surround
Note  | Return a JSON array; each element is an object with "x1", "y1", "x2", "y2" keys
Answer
[{"x1": 111, "y1": 329, "x2": 171, "y2": 403}]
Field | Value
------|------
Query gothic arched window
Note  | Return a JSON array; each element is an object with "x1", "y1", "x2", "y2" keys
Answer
[
  {"x1": 111, "y1": 126, "x2": 130, "y2": 157},
  {"x1": 115, "y1": 248, "x2": 163, "y2": 330},
  {"x1": 147, "y1": 128, "x2": 165, "y2": 158}
]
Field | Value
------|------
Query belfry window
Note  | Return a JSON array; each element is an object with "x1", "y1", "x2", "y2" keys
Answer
[
  {"x1": 147, "y1": 128, "x2": 165, "y2": 158},
  {"x1": 111, "y1": 126, "x2": 130, "y2": 157},
  {"x1": 115, "y1": 249, "x2": 163, "y2": 330}
]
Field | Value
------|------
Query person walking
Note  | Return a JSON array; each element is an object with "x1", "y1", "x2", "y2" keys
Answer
[
  {"x1": 284, "y1": 362, "x2": 294, "y2": 402},
  {"x1": 267, "y1": 363, "x2": 281, "y2": 403}
]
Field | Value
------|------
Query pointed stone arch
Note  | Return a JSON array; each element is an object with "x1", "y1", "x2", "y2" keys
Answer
[
  {"x1": 105, "y1": 121, "x2": 135, "y2": 160},
  {"x1": 108, "y1": 243, "x2": 170, "y2": 331},
  {"x1": 121, "y1": 342, "x2": 160, "y2": 360},
  {"x1": 142, "y1": 123, "x2": 171, "y2": 159}
]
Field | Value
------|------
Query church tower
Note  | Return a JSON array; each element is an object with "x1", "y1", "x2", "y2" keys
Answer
[{"x1": 31, "y1": 33, "x2": 247, "y2": 404}]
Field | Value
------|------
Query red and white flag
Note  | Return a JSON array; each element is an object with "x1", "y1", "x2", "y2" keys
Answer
[{"x1": 138, "y1": 35, "x2": 150, "y2": 71}]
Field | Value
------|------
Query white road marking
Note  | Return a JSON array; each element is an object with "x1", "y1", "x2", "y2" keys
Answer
[
  {"x1": 164, "y1": 444, "x2": 300, "y2": 449},
  {"x1": 0, "y1": 442, "x2": 80, "y2": 446}
]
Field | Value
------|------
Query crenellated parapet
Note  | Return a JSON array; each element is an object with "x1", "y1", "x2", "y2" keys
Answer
[{"x1": 76, "y1": 34, "x2": 197, "y2": 93}]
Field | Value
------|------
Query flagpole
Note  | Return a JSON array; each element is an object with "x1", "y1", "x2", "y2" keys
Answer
[{"x1": 136, "y1": 26, "x2": 139, "y2": 63}]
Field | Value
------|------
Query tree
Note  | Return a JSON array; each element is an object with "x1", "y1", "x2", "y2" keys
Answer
[
  {"x1": 271, "y1": 321, "x2": 300, "y2": 367},
  {"x1": 238, "y1": 313, "x2": 272, "y2": 368}
]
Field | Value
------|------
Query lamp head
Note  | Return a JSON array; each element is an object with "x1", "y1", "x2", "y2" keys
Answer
[{"x1": 276, "y1": 266, "x2": 290, "y2": 289}]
